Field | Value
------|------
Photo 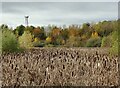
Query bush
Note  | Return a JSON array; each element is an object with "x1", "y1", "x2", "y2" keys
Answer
[
  {"x1": 66, "y1": 36, "x2": 81, "y2": 47},
  {"x1": 2, "y1": 29, "x2": 19, "y2": 52},
  {"x1": 0, "y1": 30, "x2": 2, "y2": 53},
  {"x1": 45, "y1": 44, "x2": 54, "y2": 47},
  {"x1": 110, "y1": 31, "x2": 118, "y2": 55},
  {"x1": 18, "y1": 31, "x2": 33, "y2": 49},
  {"x1": 101, "y1": 35, "x2": 112, "y2": 47},
  {"x1": 33, "y1": 40, "x2": 45, "y2": 47},
  {"x1": 46, "y1": 36, "x2": 52, "y2": 44},
  {"x1": 33, "y1": 42, "x2": 45, "y2": 47},
  {"x1": 86, "y1": 37, "x2": 102, "y2": 47}
]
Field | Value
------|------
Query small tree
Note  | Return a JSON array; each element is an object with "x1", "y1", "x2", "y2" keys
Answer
[
  {"x1": 91, "y1": 31, "x2": 98, "y2": 38},
  {"x1": 110, "y1": 31, "x2": 118, "y2": 55},
  {"x1": 0, "y1": 30, "x2": 2, "y2": 53},
  {"x1": 66, "y1": 36, "x2": 80, "y2": 47},
  {"x1": 18, "y1": 31, "x2": 33, "y2": 49},
  {"x1": 14, "y1": 25, "x2": 25, "y2": 36},
  {"x1": 2, "y1": 29, "x2": 19, "y2": 52},
  {"x1": 86, "y1": 37, "x2": 102, "y2": 47},
  {"x1": 101, "y1": 35, "x2": 112, "y2": 47},
  {"x1": 46, "y1": 36, "x2": 52, "y2": 44}
]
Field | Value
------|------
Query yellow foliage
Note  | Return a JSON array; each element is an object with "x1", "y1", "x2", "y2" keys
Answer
[
  {"x1": 62, "y1": 40, "x2": 65, "y2": 45},
  {"x1": 81, "y1": 35, "x2": 86, "y2": 39},
  {"x1": 18, "y1": 31, "x2": 33, "y2": 49},
  {"x1": 34, "y1": 38, "x2": 39, "y2": 42},
  {"x1": 94, "y1": 32, "x2": 98, "y2": 37},
  {"x1": 91, "y1": 31, "x2": 98, "y2": 38},
  {"x1": 46, "y1": 36, "x2": 52, "y2": 43}
]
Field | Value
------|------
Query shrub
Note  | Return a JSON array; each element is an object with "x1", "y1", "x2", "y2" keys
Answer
[
  {"x1": 46, "y1": 36, "x2": 52, "y2": 44},
  {"x1": 110, "y1": 31, "x2": 118, "y2": 55},
  {"x1": 2, "y1": 29, "x2": 19, "y2": 52},
  {"x1": 0, "y1": 30, "x2": 2, "y2": 53},
  {"x1": 91, "y1": 31, "x2": 99, "y2": 38},
  {"x1": 53, "y1": 36, "x2": 63, "y2": 45},
  {"x1": 66, "y1": 36, "x2": 81, "y2": 47},
  {"x1": 86, "y1": 37, "x2": 102, "y2": 47},
  {"x1": 33, "y1": 42, "x2": 45, "y2": 47},
  {"x1": 18, "y1": 31, "x2": 33, "y2": 49},
  {"x1": 45, "y1": 44, "x2": 54, "y2": 47},
  {"x1": 33, "y1": 38, "x2": 45, "y2": 47},
  {"x1": 101, "y1": 35, "x2": 112, "y2": 47},
  {"x1": 14, "y1": 25, "x2": 25, "y2": 36}
]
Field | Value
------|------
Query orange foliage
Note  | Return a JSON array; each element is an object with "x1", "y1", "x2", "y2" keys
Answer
[
  {"x1": 69, "y1": 29, "x2": 78, "y2": 36},
  {"x1": 33, "y1": 28, "x2": 41, "y2": 35},
  {"x1": 52, "y1": 28, "x2": 61, "y2": 37}
]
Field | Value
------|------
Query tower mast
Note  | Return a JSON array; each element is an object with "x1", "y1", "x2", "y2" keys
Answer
[{"x1": 25, "y1": 16, "x2": 29, "y2": 26}]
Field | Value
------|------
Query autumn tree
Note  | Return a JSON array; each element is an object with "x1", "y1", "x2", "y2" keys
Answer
[
  {"x1": 61, "y1": 29, "x2": 69, "y2": 44},
  {"x1": 66, "y1": 36, "x2": 81, "y2": 47},
  {"x1": 18, "y1": 31, "x2": 33, "y2": 49},
  {"x1": 46, "y1": 36, "x2": 52, "y2": 44},
  {"x1": 78, "y1": 23, "x2": 93, "y2": 40},
  {"x1": 51, "y1": 26, "x2": 61, "y2": 37},
  {"x1": 91, "y1": 31, "x2": 99, "y2": 38},
  {"x1": 48, "y1": 26, "x2": 61, "y2": 45},
  {"x1": 33, "y1": 26, "x2": 46, "y2": 40},
  {"x1": 25, "y1": 26, "x2": 35, "y2": 34},
  {"x1": 93, "y1": 21, "x2": 115, "y2": 37},
  {"x1": 68, "y1": 25, "x2": 79, "y2": 37},
  {"x1": 33, "y1": 27, "x2": 41, "y2": 38}
]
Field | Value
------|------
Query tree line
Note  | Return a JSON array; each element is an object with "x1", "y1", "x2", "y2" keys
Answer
[{"x1": 0, "y1": 20, "x2": 119, "y2": 54}]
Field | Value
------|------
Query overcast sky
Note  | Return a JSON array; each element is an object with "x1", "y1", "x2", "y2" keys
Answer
[{"x1": 1, "y1": 2, "x2": 118, "y2": 28}]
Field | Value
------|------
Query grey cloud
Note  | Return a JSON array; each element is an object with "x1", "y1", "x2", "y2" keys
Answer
[
  {"x1": 2, "y1": 2, "x2": 117, "y2": 14},
  {"x1": 1, "y1": 2, "x2": 118, "y2": 28},
  {"x1": 1, "y1": 0, "x2": 119, "y2": 2}
]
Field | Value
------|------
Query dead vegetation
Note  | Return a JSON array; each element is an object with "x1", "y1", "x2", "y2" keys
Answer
[{"x1": 1, "y1": 48, "x2": 119, "y2": 86}]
